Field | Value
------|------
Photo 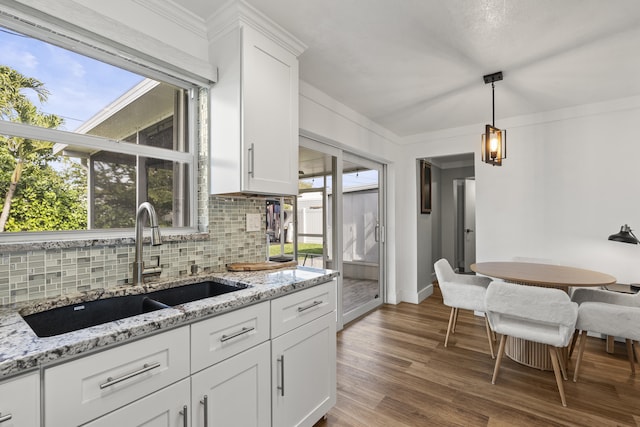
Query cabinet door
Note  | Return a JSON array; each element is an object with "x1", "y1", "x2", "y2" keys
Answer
[
  {"x1": 242, "y1": 25, "x2": 299, "y2": 195},
  {"x1": 83, "y1": 378, "x2": 190, "y2": 427},
  {"x1": 192, "y1": 341, "x2": 270, "y2": 427},
  {"x1": 0, "y1": 372, "x2": 40, "y2": 427},
  {"x1": 272, "y1": 312, "x2": 336, "y2": 427}
]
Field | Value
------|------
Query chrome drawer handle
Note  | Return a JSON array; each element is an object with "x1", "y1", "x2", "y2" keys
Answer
[
  {"x1": 220, "y1": 326, "x2": 255, "y2": 342},
  {"x1": 297, "y1": 300, "x2": 322, "y2": 312},
  {"x1": 0, "y1": 413, "x2": 12, "y2": 423},
  {"x1": 99, "y1": 361, "x2": 161, "y2": 389}
]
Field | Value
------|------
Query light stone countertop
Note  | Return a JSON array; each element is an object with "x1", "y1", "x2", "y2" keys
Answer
[{"x1": 0, "y1": 266, "x2": 338, "y2": 379}]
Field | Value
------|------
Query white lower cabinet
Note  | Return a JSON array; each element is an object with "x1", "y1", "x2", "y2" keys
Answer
[
  {"x1": 271, "y1": 281, "x2": 337, "y2": 427},
  {"x1": 82, "y1": 378, "x2": 190, "y2": 427},
  {"x1": 28, "y1": 280, "x2": 336, "y2": 427},
  {"x1": 0, "y1": 371, "x2": 40, "y2": 427},
  {"x1": 191, "y1": 341, "x2": 271, "y2": 427},
  {"x1": 271, "y1": 312, "x2": 336, "y2": 427}
]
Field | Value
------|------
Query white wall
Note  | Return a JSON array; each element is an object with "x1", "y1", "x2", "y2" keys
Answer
[{"x1": 476, "y1": 96, "x2": 640, "y2": 283}]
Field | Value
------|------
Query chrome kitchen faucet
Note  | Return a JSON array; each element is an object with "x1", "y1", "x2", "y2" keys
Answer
[{"x1": 132, "y1": 202, "x2": 162, "y2": 285}]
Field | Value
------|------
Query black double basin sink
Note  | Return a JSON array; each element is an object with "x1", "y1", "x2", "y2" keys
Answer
[{"x1": 22, "y1": 281, "x2": 248, "y2": 338}]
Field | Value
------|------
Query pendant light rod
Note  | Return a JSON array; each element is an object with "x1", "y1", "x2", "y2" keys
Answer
[{"x1": 483, "y1": 71, "x2": 503, "y2": 127}]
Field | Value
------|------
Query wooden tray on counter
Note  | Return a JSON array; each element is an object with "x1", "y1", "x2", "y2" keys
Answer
[{"x1": 226, "y1": 260, "x2": 298, "y2": 271}]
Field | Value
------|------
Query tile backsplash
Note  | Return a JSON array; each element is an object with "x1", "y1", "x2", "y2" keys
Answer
[{"x1": 0, "y1": 196, "x2": 267, "y2": 305}]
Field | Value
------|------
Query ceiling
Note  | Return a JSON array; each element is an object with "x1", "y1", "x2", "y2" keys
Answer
[{"x1": 178, "y1": 0, "x2": 640, "y2": 140}]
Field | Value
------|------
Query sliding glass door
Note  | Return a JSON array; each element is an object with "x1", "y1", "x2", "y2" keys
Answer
[
  {"x1": 298, "y1": 137, "x2": 386, "y2": 328},
  {"x1": 340, "y1": 153, "x2": 384, "y2": 323}
]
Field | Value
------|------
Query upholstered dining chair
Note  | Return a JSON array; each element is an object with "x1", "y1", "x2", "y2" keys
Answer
[
  {"x1": 571, "y1": 287, "x2": 640, "y2": 381},
  {"x1": 433, "y1": 258, "x2": 495, "y2": 359},
  {"x1": 485, "y1": 281, "x2": 578, "y2": 407}
]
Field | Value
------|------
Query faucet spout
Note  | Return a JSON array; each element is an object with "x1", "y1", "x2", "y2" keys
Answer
[{"x1": 133, "y1": 202, "x2": 162, "y2": 285}]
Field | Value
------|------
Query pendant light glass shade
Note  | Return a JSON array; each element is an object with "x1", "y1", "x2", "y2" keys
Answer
[{"x1": 482, "y1": 124, "x2": 506, "y2": 166}]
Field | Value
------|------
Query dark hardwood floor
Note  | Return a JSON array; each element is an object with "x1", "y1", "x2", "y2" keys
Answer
[{"x1": 315, "y1": 285, "x2": 640, "y2": 426}]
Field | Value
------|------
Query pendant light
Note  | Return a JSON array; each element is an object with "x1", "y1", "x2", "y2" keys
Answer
[{"x1": 481, "y1": 71, "x2": 507, "y2": 166}]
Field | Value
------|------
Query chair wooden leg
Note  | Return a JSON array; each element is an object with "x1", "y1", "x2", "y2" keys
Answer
[
  {"x1": 484, "y1": 316, "x2": 495, "y2": 359},
  {"x1": 444, "y1": 307, "x2": 455, "y2": 347},
  {"x1": 573, "y1": 330, "x2": 587, "y2": 382},
  {"x1": 626, "y1": 339, "x2": 636, "y2": 375},
  {"x1": 556, "y1": 347, "x2": 568, "y2": 381},
  {"x1": 492, "y1": 335, "x2": 507, "y2": 384},
  {"x1": 549, "y1": 346, "x2": 568, "y2": 407},
  {"x1": 452, "y1": 308, "x2": 459, "y2": 333},
  {"x1": 568, "y1": 330, "x2": 579, "y2": 359},
  {"x1": 633, "y1": 340, "x2": 638, "y2": 363}
]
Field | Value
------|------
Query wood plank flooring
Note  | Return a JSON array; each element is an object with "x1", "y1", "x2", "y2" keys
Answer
[{"x1": 314, "y1": 285, "x2": 640, "y2": 426}]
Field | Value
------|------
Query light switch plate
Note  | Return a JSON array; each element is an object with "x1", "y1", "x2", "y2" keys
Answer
[{"x1": 246, "y1": 213, "x2": 261, "y2": 232}]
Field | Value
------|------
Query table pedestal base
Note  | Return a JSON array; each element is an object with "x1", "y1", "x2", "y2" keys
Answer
[{"x1": 506, "y1": 337, "x2": 554, "y2": 371}]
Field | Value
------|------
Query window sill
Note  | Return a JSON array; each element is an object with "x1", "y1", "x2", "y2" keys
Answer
[{"x1": 0, "y1": 229, "x2": 210, "y2": 252}]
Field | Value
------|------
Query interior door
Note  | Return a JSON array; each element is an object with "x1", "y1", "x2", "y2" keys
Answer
[{"x1": 463, "y1": 178, "x2": 476, "y2": 272}]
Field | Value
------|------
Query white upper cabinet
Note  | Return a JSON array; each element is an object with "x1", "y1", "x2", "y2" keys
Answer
[{"x1": 209, "y1": 3, "x2": 305, "y2": 196}]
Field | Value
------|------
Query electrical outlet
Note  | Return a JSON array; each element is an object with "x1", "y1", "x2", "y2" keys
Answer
[{"x1": 246, "y1": 213, "x2": 261, "y2": 232}]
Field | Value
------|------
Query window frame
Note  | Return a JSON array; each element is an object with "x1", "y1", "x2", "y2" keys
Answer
[{"x1": 0, "y1": 11, "x2": 204, "y2": 243}]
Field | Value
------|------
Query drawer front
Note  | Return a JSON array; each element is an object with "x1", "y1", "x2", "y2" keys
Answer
[
  {"x1": 83, "y1": 378, "x2": 190, "y2": 427},
  {"x1": 0, "y1": 372, "x2": 40, "y2": 427},
  {"x1": 191, "y1": 301, "x2": 269, "y2": 373},
  {"x1": 44, "y1": 326, "x2": 190, "y2": 427},
  {"x1": 271, "y1": 280, "x2": 336, "y2": 337}
]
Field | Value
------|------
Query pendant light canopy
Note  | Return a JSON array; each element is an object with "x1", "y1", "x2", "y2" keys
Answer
[{"x1": 481, "y1": 71, "x2": 507, "y2": 166}]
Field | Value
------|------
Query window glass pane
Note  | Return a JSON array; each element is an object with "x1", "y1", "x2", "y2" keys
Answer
[
  {"x1": 0, "y1": 136, "x2": 88, "y2": 232},
  {"x1": 0, "y1": 25, "x2": 189, "y2": 153},
  {"x1": 146, "y1": 158, "x2": 189, "y2": 228},
  {"x1": 91, "y1": 151, "x2": 136, "y2": 229}
]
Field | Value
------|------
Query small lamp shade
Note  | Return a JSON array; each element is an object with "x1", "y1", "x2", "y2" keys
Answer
[{"x1": 608, "y1": 224, "x2": 639, "y2": 244}]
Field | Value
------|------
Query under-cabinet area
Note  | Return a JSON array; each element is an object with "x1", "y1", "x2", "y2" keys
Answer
[{"x1": 0, "y1": 269, "x2": 337, "y2": 427}]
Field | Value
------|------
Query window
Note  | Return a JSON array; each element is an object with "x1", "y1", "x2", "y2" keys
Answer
[{"x1": 0, "y1": 23, "x2": 198, "y2": 236}]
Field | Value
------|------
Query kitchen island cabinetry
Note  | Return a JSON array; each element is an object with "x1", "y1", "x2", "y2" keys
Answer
[{"x1": 0, "y1": 371, "x2": 40, "y2": 427}]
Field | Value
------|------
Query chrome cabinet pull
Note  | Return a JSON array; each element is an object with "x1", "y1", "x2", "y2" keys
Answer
[
  {"x1": 201, "y1": 395, "x2": 208, "y2": 427},
  {"x1": 248, "y1": 143, "x2": 255, "y2": 178},
  {"x1": 277, "y1": 355, "x2": 285, "y2": 396},
  {"x1": 0, "y1": 413, "x2": 12, "y2": 423},
  {"x1": 180, "y1": 405, "x2": 188, "y2": 427},
  {"x1": 99, "y1": 361, "x2": 161, "y2": 389},
  {"x1": 220, "y1": 326, "x2": 255, "y2": 342},
  {"x1": 297, "y1": 300, "x2": 322, "y2": 312}
]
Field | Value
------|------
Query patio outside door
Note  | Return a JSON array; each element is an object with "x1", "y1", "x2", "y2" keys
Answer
[
  {"x1": 338, "y1": 154, "x2": 384, "y2": 324},
  {"x1": 298, "y1": 138, "x2": 386, "y2": 328}
]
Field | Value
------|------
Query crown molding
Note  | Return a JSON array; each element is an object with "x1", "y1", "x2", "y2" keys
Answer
[
  {"x1": 133, "y1": 0, "x2": 207, "y2": 39},
  {"x1": 206, "y1": 0, "x2": 306, "y2": 57}
]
